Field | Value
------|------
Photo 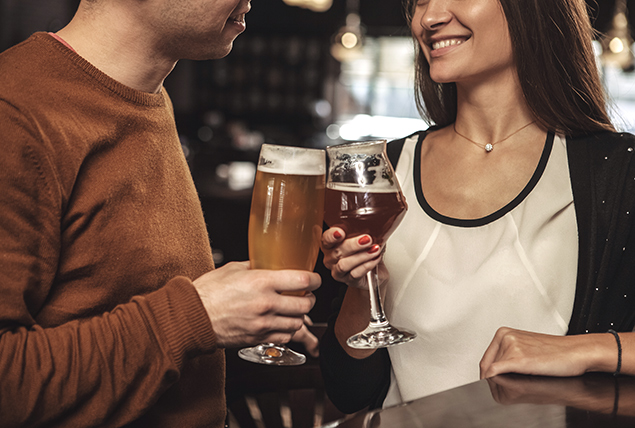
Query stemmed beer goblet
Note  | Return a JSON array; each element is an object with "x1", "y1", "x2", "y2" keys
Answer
[
  {"x1": 238, "y1": 144, "x2": 325, "y2": 365},
  {"x1": 324, "y1": 140, "x2": 416, "y2": 349}
]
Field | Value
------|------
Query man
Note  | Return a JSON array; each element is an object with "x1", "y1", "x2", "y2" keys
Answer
[{"x1": 0, "y1": 0, "x2": 320, "y2": 426}]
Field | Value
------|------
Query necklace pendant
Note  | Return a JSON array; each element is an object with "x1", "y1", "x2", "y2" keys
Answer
[{"x1": 485, "y1": 143, "x2": 493, "y2": 152}]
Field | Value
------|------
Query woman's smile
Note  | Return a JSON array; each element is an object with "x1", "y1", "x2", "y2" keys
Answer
[{"x1": 429, "y1": 36, "x2": 470, "y2": 57}]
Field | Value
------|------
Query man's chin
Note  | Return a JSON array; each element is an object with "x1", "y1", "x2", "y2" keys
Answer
[{"x1": 186, "y1": 44, "x2": 234, "y2": 61}]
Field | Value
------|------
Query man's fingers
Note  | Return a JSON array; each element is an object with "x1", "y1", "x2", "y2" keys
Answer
[
  {"x1": 264, "y1": 271, "x2": 321, "y2": 294},
  {"x1": 291, "y1": 323, "x2": 320, "y2": 357}
]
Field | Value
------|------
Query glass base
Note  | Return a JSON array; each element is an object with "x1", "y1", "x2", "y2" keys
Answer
[
  {"x1": 238, "y1": 343, "x2": 306, "y2": 366},
  {"x1": 347, "y1": 323, "x2": 416, "y2": 349}
]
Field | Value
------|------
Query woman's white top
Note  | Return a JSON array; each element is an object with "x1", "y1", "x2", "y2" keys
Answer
[{"x1": 382, "y1": 132, "x2": 578, "y2": 407}]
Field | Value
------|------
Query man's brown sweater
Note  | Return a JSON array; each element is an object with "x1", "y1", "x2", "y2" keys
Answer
[{"x1": 0, "y1": 33, "x2": 226, "y2": 427}]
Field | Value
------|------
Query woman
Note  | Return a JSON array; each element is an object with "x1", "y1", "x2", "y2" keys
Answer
[{"x1": 319, "y1": 0, "x2": 635, "y2": 413}]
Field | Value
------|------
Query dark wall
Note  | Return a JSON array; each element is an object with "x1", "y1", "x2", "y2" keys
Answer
[
  {"x1": 0, "y1": 0, "x2": 79, "y2": 50},
  {"x1": 246, "y1": 0, "x2": 409, "y2": 36},
  {"x1": 0, "y1": 0, "x2": 408, "y2": 52},
  {"x1": 587, "y1": 0, "x2": 635, "y2": 39}
]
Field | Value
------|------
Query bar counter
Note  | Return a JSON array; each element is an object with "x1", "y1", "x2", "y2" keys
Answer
[{"x1": 323, "y1": 373, "x2": 635, "y2": 427}]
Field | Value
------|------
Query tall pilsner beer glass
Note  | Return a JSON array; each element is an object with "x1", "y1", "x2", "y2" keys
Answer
[
  {"x1": 238, "y1": 144, "x2": 325, "y2": 365},
  {"x1": 324, "y1": 140, "x2": 416, "y2": 349}
]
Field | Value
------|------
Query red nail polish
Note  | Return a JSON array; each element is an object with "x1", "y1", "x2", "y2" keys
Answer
[
  {"x1": 333, "y1": 230, "x2": 342, "y2": 239},
  {"x1": 367, "y1": 244, "x2": 380, "y2": 254},
  {"x1": 358, "y1": 236, "x2": 371, "y2": 245}
]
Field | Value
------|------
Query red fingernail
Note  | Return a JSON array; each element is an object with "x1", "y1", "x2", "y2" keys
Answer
[
  {"x1": 358, "y1": 236, "x2": 371, "y2": 245},
  {"x1": 367, "y1": 244, "x2": 380, "y2": 254},
  {"x1": 333, "y1": 230, "x2": 342, "y2": 239}
]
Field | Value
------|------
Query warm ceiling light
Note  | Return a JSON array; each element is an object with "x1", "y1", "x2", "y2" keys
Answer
[
  {"x1": 283, "y1": 0, "x2": 333, "y2": 12},
  {"x1": 340, "y1": 32, "x2": 359, "y2": 49},
  {"x1": 329, "y1": 0, "x2": 364, "y2": 61},
  {"x1": 609, "y1": 37, "x2": 625, "y2": 53}
]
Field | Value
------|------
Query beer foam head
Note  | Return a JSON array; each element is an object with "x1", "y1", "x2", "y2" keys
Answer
[
  {"x1": 325, "y1": 140, "x2": 400, "y2": 191},
  {"x1": 258, "y1": 144, "x2": 325, "y2": 175},
  {"x1": 326, "y1": 182, "x2": 398, "y2": 192}
]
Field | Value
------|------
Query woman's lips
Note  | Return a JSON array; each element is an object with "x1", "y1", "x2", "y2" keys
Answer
[
  {"x1": 429, "y1": 37, "x2": 469, "y2": 57},
  {"x1": 431, "y1": 38, "x2": 466, "y2": 50}
]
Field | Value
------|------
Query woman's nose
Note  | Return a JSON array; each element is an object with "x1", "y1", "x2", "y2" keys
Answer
[{"x1": 418, "y1": 0, "x2": 452, "y2": 31}]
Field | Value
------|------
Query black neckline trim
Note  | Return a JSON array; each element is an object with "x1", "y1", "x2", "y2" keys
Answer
[{"x1": 413, "y1": 130, "x2": 555, "y2": 228}]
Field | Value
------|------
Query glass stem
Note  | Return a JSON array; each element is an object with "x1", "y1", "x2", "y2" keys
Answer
[{"x1": 367, "y1": 266, "x2": 388, "y2": 326}]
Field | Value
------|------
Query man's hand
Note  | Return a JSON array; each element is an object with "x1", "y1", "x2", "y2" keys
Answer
[
  {"x1": 193, "y1": 261, "x2": 320, "y2": 349},
  {"x1": 291, "y1": 315, "x2": 320, "y2": 358}
]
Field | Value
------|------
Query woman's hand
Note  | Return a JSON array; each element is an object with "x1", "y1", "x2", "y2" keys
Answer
[
  {"x1": 321, "y1": 227, "x2": 387, "y2": 289},
  {"x1": 322, "y1": 227, "x2": 389, "y2": 359},
  {"x1": 479, "y1": 327, "x2": 618, "y2": 379}
]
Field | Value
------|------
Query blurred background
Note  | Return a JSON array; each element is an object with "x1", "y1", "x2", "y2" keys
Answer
[{"x1": 2, "y1": 0, "x2": 635, "y2": 324}]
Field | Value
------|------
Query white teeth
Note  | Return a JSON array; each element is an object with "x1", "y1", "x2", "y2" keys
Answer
[{"x1": 432, "y1": 39, "x2": 464, "y2": 50}]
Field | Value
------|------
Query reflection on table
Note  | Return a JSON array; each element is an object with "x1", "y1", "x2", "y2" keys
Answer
[{"x1": 323, "y1": 373, "x2": 635, "y2": 428}]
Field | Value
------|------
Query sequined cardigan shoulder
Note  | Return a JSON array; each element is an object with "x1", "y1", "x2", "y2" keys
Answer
[{"x1": 566, "y1": 131, "x2": 635, "y2": 335}]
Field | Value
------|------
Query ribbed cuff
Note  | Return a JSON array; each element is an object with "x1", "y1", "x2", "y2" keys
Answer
[{"x1": 142, "y1": 276, "x2": 217, "y2": 368}]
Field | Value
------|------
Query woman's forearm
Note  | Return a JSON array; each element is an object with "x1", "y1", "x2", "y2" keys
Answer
[
  {"x1": 480, "y1": 328, "x2": 635, "y2": 379},
  {"x1": 334, "y1": 287, "x2": 377, "y2": 359}
]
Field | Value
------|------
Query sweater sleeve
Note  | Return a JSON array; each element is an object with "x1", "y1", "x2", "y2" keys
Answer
[
  {"x1": 0, "y1": 101, "x2": 218, "y2": 427},
  {"x1": 0, "y1": 279, "x2": 217, "y2": 428}
]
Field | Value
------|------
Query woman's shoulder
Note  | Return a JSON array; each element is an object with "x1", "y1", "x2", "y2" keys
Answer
[
  {"x1": 389, "y1": 126, "x2": 442, "y2": 143},
  {"x1": 567, "y1": 130, "x2": 635, "y2": 160},
  {"x1": 566, "y1": 131, "x2": 635, "y2": 192},
  {"x1": 567, "y1": 130, "x2": 635, "y2": 146},
  {"x1": 386, "y1": 128, "x2": 437, "y2": 166}
]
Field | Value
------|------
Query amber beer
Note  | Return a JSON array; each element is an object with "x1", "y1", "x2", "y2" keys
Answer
[
  {"x1": 248, "y1": 160, "x2": 325, "y2": 274},
  {"x1": 240, "y1": 145, "x2": 325, "y2": 365},
  {"x1": 324, "y1": 185, "x2": 406, "y2": 246}
]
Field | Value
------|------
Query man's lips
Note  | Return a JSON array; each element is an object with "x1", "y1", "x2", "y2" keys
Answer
[
  {"x1": 230, "y1": 4, "x2": 251, "y2": 24},
  {"x1": 229, "y1": 13, "x2": 246, "y2": 24}
]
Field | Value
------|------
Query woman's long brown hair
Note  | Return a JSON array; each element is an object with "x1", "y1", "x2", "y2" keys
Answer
[{"x1": 404, "y1": 0, "x2": 615, "y2": 136}]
